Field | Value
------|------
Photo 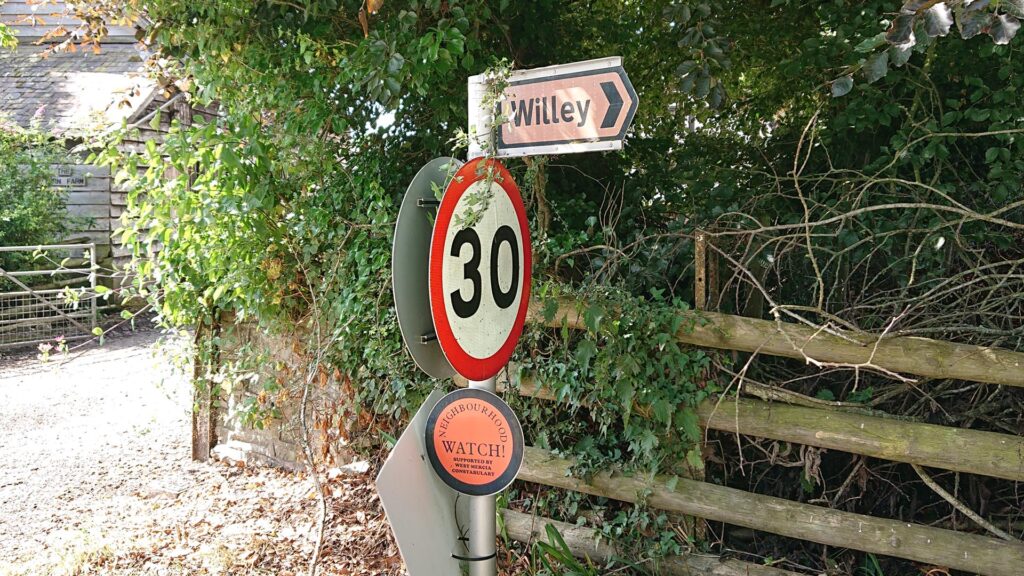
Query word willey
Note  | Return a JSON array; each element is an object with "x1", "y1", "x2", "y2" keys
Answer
[{"x1": 507, "y1": 96, "x2": 591, "y2": 128}]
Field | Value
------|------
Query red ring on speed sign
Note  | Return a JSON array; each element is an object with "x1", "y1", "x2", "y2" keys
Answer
[{"x1": 429, "y1": 157, "x2": 531, "y2": 381}]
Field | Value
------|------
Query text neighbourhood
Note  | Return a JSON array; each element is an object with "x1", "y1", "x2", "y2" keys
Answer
[
  {"x1": 436, "y1": 399, "x2": 510, "y2": 442},
  {"x1": 425, "y1": 389, "x2": 524, "y2": 495}
]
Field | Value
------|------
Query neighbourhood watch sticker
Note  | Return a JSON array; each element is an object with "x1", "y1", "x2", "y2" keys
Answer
[{"x1": 424, "y1": 388, "x2": 524, "y2": 496}]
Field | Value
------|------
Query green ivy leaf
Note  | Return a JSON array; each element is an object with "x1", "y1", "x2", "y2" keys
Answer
[
  {"x1": 680, "y1": 72, "x2": 696, "y2": 93},
  {"x1": 709, "y1": 83, "x2": 725, "y2": 108},
  {"x1": 575, "y1": 339, "x2": 598, "y2": 371},
  {"x1": 583, "y1": 304, "x2": 605, "y2": 333},
  {"x1": 831, "y1": 75, "x2": 854, "y2": 97},
  {"x1": 679, "y1": 408, "x2": 700, "y2": 441},
  {"x1": 886, "y1": 13, "x2": 917, "y2": 47},
  {"x1": 989, "y1": 14, "x2": 1021, "y2": 45},
  {"x1": 543, "y1": 298, "x2": 559, "y2": 323},
  {"x1": 848, "y1": 387, "x2": 874, "y2": 404},
  {"x1": 676, "y1": 59, "x2": 698, "y2": 76},
  {"x1": 1004, "y1": 0, "x2": 1024, "y2": 18},
  {"x1": 652, "y1": 399, "x2": 673, "y2": 424},
  {"x1": 815, "y1": 389, "x2": 836, "y2": 401},
  {"x1": 637, "y1": 429, "x2": 659, "y2": 455},
  {"x1": 218, "y1": 145, "x2": 242, "y2": 170},
  {"x1": 959, "y1": 10, "x2": 994, "y2": 40},
  {"x1": 863, "y1": 51, "x2": 890, "y2": 84},
  {"x1": 800, "y1": 472, "x2": 816, "y2": 493},
  {"x1": 967, "y1": 107, "x2": 991, "y2": 121},
  {"x1": 695, "y1": 74, "x2": 711, "y2": 99},
  {"x1": 387, "y1": 53, "x2": 405, "y2": 73},
  {"x1": 922, "y1": 3, "x2": 953, "y2": 37},
  {"x1": 685, "y1": 447, "x2": 704, "y2": 472},
  {"x1": 889, "y1": 44, "x2": 913, "y2": 67},
  {"x1": 855, "y1": 32, "x2": 886, "y2": 53},
  {"x1": 616, "y1": 379, "x2": 635, "y2": 412},
  {"x1": 900, "y1": 0, "x2": 941, "y2": 12}
]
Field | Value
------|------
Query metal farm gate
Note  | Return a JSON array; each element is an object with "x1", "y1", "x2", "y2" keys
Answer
[{"x1": 0, "y1": 244, "x2": 98, "y2": 349}]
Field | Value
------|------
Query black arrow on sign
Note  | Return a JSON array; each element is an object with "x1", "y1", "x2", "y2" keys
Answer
[{"x1": 600, "y1": 81, "x2": 624, "y2": 129}]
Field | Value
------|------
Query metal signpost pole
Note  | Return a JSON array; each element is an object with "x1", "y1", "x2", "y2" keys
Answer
[
  {"x1": 468, "y1": 375, "x2": 497, "y2": 576},
  {"x1": 384, "y1": 57, "x2": 635, "y2": 576},
  {"x1": 467, "y1": 74, "x2": 489, "y2": 159}
]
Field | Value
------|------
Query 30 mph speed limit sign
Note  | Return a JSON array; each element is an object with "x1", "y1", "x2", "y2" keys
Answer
[{"x1": 429, "y1": 158, "x2": 531, "y2": 381}]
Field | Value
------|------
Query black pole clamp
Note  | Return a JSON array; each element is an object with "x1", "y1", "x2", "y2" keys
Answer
[{"x1": 452, "y1": 552, "x2": 497, "y2": 562}]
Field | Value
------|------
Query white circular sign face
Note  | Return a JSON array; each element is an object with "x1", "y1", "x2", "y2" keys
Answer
[
  {"x1": 429, "y1": 159, "x2": 532, "y2": 381},
  {"x1": 441, "y1": 179, "x2": 525, "y2": 359}
]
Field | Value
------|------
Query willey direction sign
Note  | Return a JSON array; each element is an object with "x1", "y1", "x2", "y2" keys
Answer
[{"x1": 468, "y1": 56, "x2": 639, "y2": 157}]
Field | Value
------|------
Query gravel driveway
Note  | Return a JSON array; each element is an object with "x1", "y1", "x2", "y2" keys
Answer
[{"x1": 0, "y1": 328, "x2": 319, "y2": 575}]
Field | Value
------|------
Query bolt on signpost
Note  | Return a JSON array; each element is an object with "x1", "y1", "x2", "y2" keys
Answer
[{"x1": 381, "y1": 58, "x2": 636, "y2": 576}]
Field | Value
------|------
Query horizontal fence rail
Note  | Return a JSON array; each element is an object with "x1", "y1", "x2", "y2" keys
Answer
[
  {"x1": 457, "y1": 373, "x2": 1024, "y2": 482},
  {"x1": 527, "y1": 299, "x2": 1024, "y2": 387},
  {"x1": 502, "y1": 509, "x2": 802, "y2": 576},
  {"x1": 460, "y1": 300, "x2": 1024, "y2": 574},
  {"x1": 0, "y1": 244, "x2": 104, "y2": 251},
  {"x1": 696, "y1": 397, "x2": 1024, "y2": 482},
  {"x1": 519, "y1": 447, "x2": 1024, "y2": 576},
  {"x1": 0, "y1": 268, "x2": 92, "y2": 278}
]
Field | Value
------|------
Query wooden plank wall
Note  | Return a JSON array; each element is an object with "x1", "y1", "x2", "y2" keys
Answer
[
  {"x1": 58, "y1": 164, "x2": 112, "y2": 264},
  {"x1": 112, "y1": 93, "x2": 219, "y2": 273}
]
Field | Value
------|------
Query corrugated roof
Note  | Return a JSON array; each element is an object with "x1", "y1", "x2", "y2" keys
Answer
[
  {"x1": 0, "y1": 45, "x2": 156, "y2": 136},
  {"x1": 0, "y1": 1, "x2": 155, "y2": 135},
  {"x1": 1, "y1": 0, "x2": 138, "y2": 44}
]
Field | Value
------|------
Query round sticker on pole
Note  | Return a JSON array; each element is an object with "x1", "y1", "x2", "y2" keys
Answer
[
  {"x1": 424, "y1": 388, "x2": 524, "y2": 496},
  {"x1": 428, "y1": 157, "x2": 532, "y2": 381}
]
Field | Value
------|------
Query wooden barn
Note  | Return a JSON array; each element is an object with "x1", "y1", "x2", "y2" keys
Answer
[
  {"x1": 0, "y1": 0, "x2": 209, "y2": 346},
  {"x1": 0, "y1": 0, "x2": 212, "y2": 270}
]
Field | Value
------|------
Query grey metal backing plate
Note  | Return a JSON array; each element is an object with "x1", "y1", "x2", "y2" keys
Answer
[
  {"x1": 392, "y1": 157, "x2": 462, "y2": 379},
  {"x1": 376, "y1": 390, "x2": 467, "y2": 575}
]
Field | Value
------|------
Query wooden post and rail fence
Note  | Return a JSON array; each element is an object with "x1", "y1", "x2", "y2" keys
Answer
[{"x1": 453, "y1": 298, "x2": 1024, "y2": 576}]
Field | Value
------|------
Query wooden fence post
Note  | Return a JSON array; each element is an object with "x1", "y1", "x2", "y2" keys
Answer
[
  {"x1": 695, "y1": 230, "x2": 707, "y2": 311},
  {"x1": 190, "y1": 317, "x2": 220, "y2": 461},
  {"x1": 190, "y1": 324, "x2": 210, "y2": 461}
]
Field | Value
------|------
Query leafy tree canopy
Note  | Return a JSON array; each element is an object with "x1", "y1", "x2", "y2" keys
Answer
[
  {"x1": 84, "y1": 0, "x2": 1024, "y2": 460},
  {"x1": 77, "y1": 0, "x2": 1024, "y2": 569}
]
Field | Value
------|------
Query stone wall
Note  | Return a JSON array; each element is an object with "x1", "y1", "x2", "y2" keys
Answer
[{"x1": 209, "y1": 322, "x2": 352, "y2": 471}]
